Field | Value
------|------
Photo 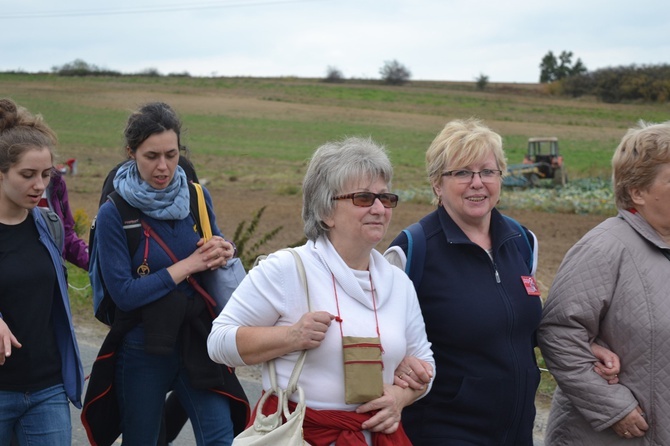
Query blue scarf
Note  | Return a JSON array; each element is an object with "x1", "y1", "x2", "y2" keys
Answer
[{"x1": 113, "y1": 160, "x2": 190, "y2": 220}]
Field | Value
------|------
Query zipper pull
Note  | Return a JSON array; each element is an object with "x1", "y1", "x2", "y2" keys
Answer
[{"x1": 495, "y1": 268, "x2": 501, "y2": 283}]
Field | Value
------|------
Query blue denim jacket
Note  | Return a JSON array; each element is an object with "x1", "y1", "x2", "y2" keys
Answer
[{"x1": 32, "y1": 207, "x2": 85, "y2": 408}]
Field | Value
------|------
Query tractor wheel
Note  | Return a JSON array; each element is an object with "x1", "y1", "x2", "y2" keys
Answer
[{"x1": 553, "y1": 168, "x2": 567, "y2": 186}]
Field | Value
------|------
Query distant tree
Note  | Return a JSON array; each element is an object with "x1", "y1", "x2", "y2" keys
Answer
[
  {"x1": 138, "y1": 67, "x2": 161, "y2": 77},
  {"x1": 379, "y1": 59, "x2": 411, "y2": 85},
  {"x1": 475, "y1": 73, "x2": 489, "y2": 91},
  {"x1": 539, "y1": 51, "x2": 587, "y2": 83},
  {"x1": 324, "y1": 66, "x2": 344, "y2": 83},
  {"x1": 52, "y1": 59, "x2": 120, "y2": 76}
]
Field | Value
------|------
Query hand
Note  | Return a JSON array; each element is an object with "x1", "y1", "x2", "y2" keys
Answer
[
  {"x1": 196, "y1": 236, "x2": 235, "y2": 270},
  {"x1": 356, "y1": 384, "x2": 404, "y2": 434},
  {"x1": 288, "y1": 311, "x2": 335, "y2": 351},
  {"x1": 0, "y1": 319, "x2": 22, "y2": 366},
  {"x1": 612, "y1": 406, "x2": 648, "y2": 439},
  {"x1": 198, "y1": 236, "x2": 235, "y2": 269},
  {"x1": 393, "y1": 356, "x2": 433, "y2": 390},
  {"x1": 591, "y1": 342, "x2": 620, "y2": 384}
]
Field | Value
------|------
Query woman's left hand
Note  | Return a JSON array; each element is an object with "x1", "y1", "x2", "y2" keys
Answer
[
  {"x1": 356, "y1": 384, "x2": 405, "y2": 434},
  {"x1": 591, "y1": 342, "x2": 620, "y2": 384},
  {"x1": 197, "y1": 236, "x2": 235, "y2": 270}
]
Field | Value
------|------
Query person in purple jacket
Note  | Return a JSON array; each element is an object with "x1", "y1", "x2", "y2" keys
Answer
[{"x1": 40, "y1": 171, "x2": 89, "y2": 270}]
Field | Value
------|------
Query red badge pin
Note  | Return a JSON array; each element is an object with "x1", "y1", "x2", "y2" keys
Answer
[{"x1": 521, "y1": 276, "x2": 541, "y2": 296}]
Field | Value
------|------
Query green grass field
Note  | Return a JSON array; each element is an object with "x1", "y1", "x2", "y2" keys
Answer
[{"x1": 3, "y1": 73, "x2": 667, "y2": 189}]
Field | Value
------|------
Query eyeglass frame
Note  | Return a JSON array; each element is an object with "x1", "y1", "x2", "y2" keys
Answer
[
  {"x1": 441, "y1": 169, "x2": 503, "y2": 183},
  {"x1": 332, "y1": 192, "x2": 399, "y2": 208}
]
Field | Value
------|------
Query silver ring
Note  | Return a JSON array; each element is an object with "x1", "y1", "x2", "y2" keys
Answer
[{"x1": 624, "y1": 431, "x2": 630, "y2": 436}]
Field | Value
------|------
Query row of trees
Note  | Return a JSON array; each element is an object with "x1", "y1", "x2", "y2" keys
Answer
[
  {"x1": 51, "y1": 58, "x2": 414, "y2": 86},
  {"x1": 539, "y1": 50, "x2": 669, "y2": 103}
]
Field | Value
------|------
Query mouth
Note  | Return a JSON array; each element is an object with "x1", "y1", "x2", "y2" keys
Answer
[{"x1": 466, "y1": 196, "x2": 487, "y2": 202}]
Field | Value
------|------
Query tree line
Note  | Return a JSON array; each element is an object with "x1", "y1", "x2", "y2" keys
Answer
[{"x1": 34, "y1": 55, "x2": 670, "y2": 103}]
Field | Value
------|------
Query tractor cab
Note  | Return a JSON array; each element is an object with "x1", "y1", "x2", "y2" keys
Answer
[{"x1": 522, "y1": 137, "x2": 566, "y2": 185}]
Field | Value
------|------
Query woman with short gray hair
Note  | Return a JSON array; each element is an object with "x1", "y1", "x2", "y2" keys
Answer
[{"x1": 209, "y1": 136, "x2": 434, "y2": 444}]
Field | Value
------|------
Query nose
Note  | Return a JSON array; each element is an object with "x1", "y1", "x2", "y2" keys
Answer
[
  {"x1": 157, "y1": 155, "x2": 168, "y2": 170},
  {"x1": 370, "y1": 197, "x2": 387, "y2": 213},
  {"x1": 34, "y1": 175, "x2": 49, "y2": 191},
  {"x1": 469, "y1": 172, "x2": 485, "y2": 186}
]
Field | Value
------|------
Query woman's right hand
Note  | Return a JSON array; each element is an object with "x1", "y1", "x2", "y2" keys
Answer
[
  {"x1": 0, "y1": 319, "x2": 22, "y2": 366},
  {"x1": 289, "y1": 311, "x2": 335, "y2": 351}
]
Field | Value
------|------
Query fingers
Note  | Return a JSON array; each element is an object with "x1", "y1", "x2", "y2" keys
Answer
[
  {"x1": 593, "y1": 363, "x2": 619, "y2": 384},
  {"x1": 394, "y1": 357, "x2": 433, "y2": 390},
  {"x1": 358, "y1": 386, "x2": 402, "y2": 432},
  {"x1": 200, "y1": 237, "x2": 235, "y2": 268},
  {"x1": 0, "y1": 331, "x2": 22, "y2": 366},
  {"x1": 613, "y1": 406, "x2": 649, "y2": 438},
  {"x1": 293, "y1": 311, "x2": 335, "y2": 350}
]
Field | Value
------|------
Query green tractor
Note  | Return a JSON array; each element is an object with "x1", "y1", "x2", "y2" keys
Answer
[{"x1": 504, "y1": 137, "x2": 567, "y2": 187}]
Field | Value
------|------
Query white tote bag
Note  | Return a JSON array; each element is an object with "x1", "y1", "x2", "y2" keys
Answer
[{"x1": 232, "y1": 249, "x2": 311, "y2": 446}]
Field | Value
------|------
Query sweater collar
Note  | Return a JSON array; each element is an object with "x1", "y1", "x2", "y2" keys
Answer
[{"x1": 309, "y1": 237, "x2": 394, "y2": 309}]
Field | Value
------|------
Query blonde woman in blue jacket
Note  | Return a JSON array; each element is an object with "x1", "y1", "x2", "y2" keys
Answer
[{"x1": 0, "y1": 98, "x2": 84, "y2": 445}]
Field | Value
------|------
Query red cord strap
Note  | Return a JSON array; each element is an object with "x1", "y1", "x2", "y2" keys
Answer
[{"x1": 140, "y1": 220, "x2": 217, "y2": 317}]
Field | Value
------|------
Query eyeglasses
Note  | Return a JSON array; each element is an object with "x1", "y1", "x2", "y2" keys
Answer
[
  {"x1": 441, "y1": 169, "x2": 502, "y2": 183},
  {"x1": 332, "y1": 192, "x2": 399, "y2": 208}
]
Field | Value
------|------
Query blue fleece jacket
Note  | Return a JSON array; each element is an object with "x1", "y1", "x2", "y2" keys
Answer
[
  {"x1": 389, "y1": 206, "x2": 542, "y2": 446},
  {"x1": 32, "y1": 207, "x2": 85, "y2": 408}
]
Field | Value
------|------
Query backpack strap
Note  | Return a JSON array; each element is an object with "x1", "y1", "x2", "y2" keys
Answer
[
  {"x1": 107, "y1": 192, "x2": 143, "y2": 255},
  {"x1": 38, "y1": 207, "x2": 64, "y2": 250},
  {"x1": 104, "y1": 182, "x2": 203, "y2": 255},
  {"x1": 401, "y1": 214, "x2": 534, "y2": 289},
  {"x1": 187, "y1": 182, "x2": 203, "y2": 238},
  {"x1": 502, "y1": 215, "x2": 534, "y2": 274},
  {"x1": 402, "y1": 222, "x2": 426, "y2": 289}
]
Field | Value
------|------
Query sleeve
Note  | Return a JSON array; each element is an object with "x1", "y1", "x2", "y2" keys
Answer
[
  {"x1": 95, "y1": 202, "x2": 177, "y2": 312},
  {"x1": 528, "y1": 229, "x2": 538, "y2": 276},
  {"x1": 208, "y1": 250, "x2": 297, "y2": 367},
  {"x1": 53, "y1": 177, "x2": 89, "y2": 270},
  {"x1": 202, "y1": 185, "x2": 224, "y2": 238},
  {"x1": 401, "y1": 274, "x2": 435, "y2": 397},
  {"x1": 537, "y1": 239, "x2": 638, "y2": 430}
]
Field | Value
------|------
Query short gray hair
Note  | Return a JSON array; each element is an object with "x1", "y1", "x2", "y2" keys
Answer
[{"x1": 302, "y1": 137, "x2": 393, "y2": 241}]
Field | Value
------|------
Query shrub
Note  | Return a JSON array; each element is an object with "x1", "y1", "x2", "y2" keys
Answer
[
  {"x1": 324, "y1": 66, "x2": 344, "y2": 83},
  {"x1": 73, "y1": 208, "x2": 90, "y2": 238},
  {"x1": 52, "y1": 59, "x2": 121, "y2": 77},
  {"x1": 475, "y1": 73, "x2": 489, "y2": 91},
  {"x1": 379, "y1": 60, "x2": 411, "y2": 85},
  {"x1": 232, "y1": 206, "x2": 284, "y2": 270}
]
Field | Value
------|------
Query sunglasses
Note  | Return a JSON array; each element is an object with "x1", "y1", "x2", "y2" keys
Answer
[{"x1": 332, "y1": 192, "x2": 399, "y2": 208}]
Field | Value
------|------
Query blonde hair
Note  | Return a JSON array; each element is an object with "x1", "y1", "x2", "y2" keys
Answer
[{"x1": 426, "y1": 118, "x2": 506, "y2": 205}]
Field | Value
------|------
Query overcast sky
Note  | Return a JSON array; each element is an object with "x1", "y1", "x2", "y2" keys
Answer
[{"x1": 1, "y1": 0, "x2": 668, "y2": 83}]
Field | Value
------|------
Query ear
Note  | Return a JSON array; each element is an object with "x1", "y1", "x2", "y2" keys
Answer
[
  {"x1": 630, "y1": 187, "x2": 646, "y2": 206},
  {"x1": 126, "y1": 146, "x2": 134, "y2": 159}
]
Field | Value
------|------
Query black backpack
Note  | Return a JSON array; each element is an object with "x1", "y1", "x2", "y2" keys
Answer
[{"x1": 88, "y1": 182, "x2": 202, "y2": 325}]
